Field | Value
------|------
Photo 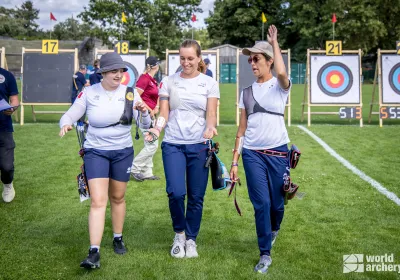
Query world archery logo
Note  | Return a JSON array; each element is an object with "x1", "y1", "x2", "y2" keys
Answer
[
  {"x1": 388, "y1": 62, "x2": 400, "y2": 95},
  {"x1": 317, "y1": 62, "x2": 353, "y2": 97}
]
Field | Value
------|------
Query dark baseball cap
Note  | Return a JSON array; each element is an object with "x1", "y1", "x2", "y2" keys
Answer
[
  {"x1": 146, "y1": 56, "x2": 159, "y2": 67},
  {"x1": 204, "y1": 58, "x2": 211, "y2": 65}
]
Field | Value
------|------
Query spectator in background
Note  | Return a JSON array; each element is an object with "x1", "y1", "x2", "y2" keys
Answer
[
  {"x1": 204, "y1": 58, "x2": 213, "y2": 78},
  {"x1": 130, "y1": 56, "x2": 161, "y2": 182},
  {"x1": 89, "y1": 59, "x2": 102, "y2": 85},
  {"x1": 0, "y1": 67, "x2": 19, "y2": 203},
  {"x1": 72, "y1": 65, "x2": 90, "y2": 104}
]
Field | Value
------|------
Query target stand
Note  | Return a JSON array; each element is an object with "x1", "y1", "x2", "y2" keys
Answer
[
  {"x1": 165, "y1": 49, "x2": 220, "y2": 125},
  {"x1": 94, "y1": 48, "x2": 149, "y2": 89},
  {"x1": 1, "y1": 47, "x2": 8, "y2": 69},
  {"x1": 20, "y1": 46, "x2": 79, "y2": 125},
  {"x1": 368, "y1": 49, "x2": 400, "y2": 126},
  {"x1": 301, "y1": 49, "x2": 363, "y2": 127},
  {"x1": 236, "y1": 48, "x2": 291, "y2": 126}
]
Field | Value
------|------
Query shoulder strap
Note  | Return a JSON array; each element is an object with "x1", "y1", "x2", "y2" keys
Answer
[
  {"x1": 246, "y1": 86, "x2": 284, "y2": 118},
  {"x1": 90, "y1": 86, "x2": 134, "y2": 128}
]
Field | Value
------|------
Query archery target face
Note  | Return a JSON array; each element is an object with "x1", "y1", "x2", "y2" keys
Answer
[
  {"x1": 167, "y1": 52, "x2": 217, "y2": 81},
  {"x1": 310, "y1": 55, "x2": 360, "y2": 104},
  {"x1": 381, "y1": 54, "x2": 400, "y2": 104},
  {"x1": 97, "y1": 53, "x2": 145, "y2": 88}
]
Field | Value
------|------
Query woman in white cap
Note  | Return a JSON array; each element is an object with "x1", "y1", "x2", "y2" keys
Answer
[
  {"x1": 130, "y1": 56, "x2": 161, "y2": 182},
  {"x1": 59, "y1": 52, "x2": 151, "y2": 269},
  {"x1": 145, "y1": 40, "x2": 219, "y2": 259},
  {"x1": 230, "y1": 25, "x2": 291, "y2": 274}
]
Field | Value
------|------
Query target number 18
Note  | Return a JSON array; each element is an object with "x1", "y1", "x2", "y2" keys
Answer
[
  {"x1": 339, "y1": 107, "x2": 361, "y2": 119},
  {"x1": 114, "y1": 41, "x2": 130, "y2": 54},
  {"x1": 396, "y1": 41, "x2": 400, "y2": 55},
  {"x1": 326, "y1": 41, "x2": 342, "y2": 56}
]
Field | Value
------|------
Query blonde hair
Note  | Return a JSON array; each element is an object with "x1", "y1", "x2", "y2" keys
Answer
[{"x1": 180, "y1": 39, "x2": 204, "y2": 73}]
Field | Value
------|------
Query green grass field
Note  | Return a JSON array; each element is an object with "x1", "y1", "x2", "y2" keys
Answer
[{"x1": 1, "y1": 82, "x2": 400, "y2": 279}]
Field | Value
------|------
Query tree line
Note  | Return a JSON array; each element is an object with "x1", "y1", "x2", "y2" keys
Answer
[{"x1": 1, "y1": 0, "x2": 399, "y2": 61}]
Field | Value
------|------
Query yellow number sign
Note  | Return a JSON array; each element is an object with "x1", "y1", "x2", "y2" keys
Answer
[
  {"x1": 114, "y1": 41, "x2": 130, "y2": 54},
  {"x1": 42, "y1": 40, "x2": 59, "y2": 54},
  {"x1": 326, "y1": 41, "x2": 342, "y2": 55}
]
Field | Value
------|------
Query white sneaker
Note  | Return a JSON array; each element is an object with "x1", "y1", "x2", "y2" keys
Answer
[
  {"x1": 170, "y1": 233, "x2": 185, "y2": 258},
  {"x1": 2, "y1": 183, "x2": 15, "y2": 203},
  {"x1": 185, "y1": 239, "x2": 198, "y2": 258}
]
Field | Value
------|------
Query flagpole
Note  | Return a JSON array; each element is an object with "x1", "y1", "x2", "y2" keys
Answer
[
  {"x1": 333, "y1": 22, "x2": 335, "y2": 40},
  {"x1": 262, "y1": 23, "x2": 264, "y2": 41},
  {"x1": 50, "y1": 18, "x2": 52, "y2": 39}
]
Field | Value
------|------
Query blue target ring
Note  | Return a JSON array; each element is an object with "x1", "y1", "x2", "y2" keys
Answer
[
  {"x1": 317, "y1": 62, "x2": 353, "y2": 97},
  {"x1": 121, "y1": 61, "x2": 139, "y2": 88},
  {"x1": 389, "y1": 63, "x2": 400, "y2": 95}
]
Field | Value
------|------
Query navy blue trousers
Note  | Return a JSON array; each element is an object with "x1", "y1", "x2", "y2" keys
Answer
[
  {"x1": 242, "y1": 145, "x2": 290, "y2": 256},
  {"x1": 162, "y1": 142, "x2": 209, "y2": 241},
  {"x1": 0, "y1": 132, "x2": 15, "y2": 184}
]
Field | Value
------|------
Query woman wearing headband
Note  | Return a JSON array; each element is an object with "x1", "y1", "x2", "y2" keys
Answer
[
  {"x1": 145, "y1": 40, "x2": 219, "y2": 259},
  {"x1": 230, "y1": 25, "x2": 291, "y2": 274},
  {"x1": 59, "y1": 52, "x2": 151, "y2": 269}
]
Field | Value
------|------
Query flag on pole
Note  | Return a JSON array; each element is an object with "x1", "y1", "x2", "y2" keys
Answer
[
  {"x1": 122, "y1": 12, "x2": 127, "y2": 23},
  {"x1": 262, "y1": 12, "x2": 267, "y2": 23},
  {"x1": 191, "y1": 14, "x2": 197, "y2": 22},
  {"x1": 332, "y1": 13, "x2": 337, "y2": 23},
  {"x1": 50, "y1": 12, "x2": 57, "y2": 21}
]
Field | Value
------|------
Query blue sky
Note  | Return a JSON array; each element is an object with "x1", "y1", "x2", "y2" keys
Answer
[{"x1": 1, "y1": 0, "x2": 215, "y2": 30}]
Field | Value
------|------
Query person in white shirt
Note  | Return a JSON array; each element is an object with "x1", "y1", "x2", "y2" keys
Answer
[
  {"x1": 230, "y1": 25, "x2": 291, "y2": 274},
  {"x1": 145, "y1": 40, "x2": 219, "y2": 259},
  {"x1": 59, "y1": 52, "x2": 151, "y2": 269}
]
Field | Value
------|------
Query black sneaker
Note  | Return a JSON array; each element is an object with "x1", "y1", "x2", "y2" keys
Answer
[
  {"x1": 113, "y1": 236, "x2": 127, "y2": 255},
  {"x1": 80, "y1": 248, "x2": 100, "y2": 269}
]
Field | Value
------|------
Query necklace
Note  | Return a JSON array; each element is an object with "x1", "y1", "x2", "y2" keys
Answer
[{"x1": 105, "y1": 90, "x2": 114, "y2": 101}]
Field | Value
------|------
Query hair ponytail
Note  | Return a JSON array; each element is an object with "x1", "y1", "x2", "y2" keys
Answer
[{"x1": 198, "y1": 58, "x2": 206, "y2": 74}]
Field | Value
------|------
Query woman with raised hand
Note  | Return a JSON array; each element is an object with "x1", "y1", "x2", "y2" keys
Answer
[
  {"x1": 230, "y1": 25, "x2": 291, "y2": 274},
  {"x1": 145, "y1": 40, "x2": 219, "y2": 258},
  {"x1": 59, "y1": 52, "x2": 151, "y2": 269}
]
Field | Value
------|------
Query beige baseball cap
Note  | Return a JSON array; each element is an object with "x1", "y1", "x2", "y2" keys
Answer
[{"x1": 242, "y1": 41, "x2": 274, "y2": 58}]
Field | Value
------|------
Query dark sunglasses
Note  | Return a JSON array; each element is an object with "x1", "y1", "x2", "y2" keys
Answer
[{"x1": 248, "y1": 56, "x2": 263, "y2": 64}]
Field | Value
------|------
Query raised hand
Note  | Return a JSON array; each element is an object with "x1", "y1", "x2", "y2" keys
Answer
[{"x1": 267, "y1": 25, "x2": 278, "y2": 45}]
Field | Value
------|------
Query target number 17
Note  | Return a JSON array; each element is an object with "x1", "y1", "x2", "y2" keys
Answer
[
  {"x1": 326, "y1": 41, "x2": 342, "y2": 55},
  {"x1": 114, "y1": 41, "x2": 130, "y2": 54},
  {"x1": 42, "y1": 40, "x2": 59, "y2": 54}
]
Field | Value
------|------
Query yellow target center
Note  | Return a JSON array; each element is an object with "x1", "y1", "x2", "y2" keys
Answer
[
  {"x1": 330, "y1": 74, "x2": 341, "y2": 84},
  {"x1": 121, "y1": 75, "x2": 126, "y2": 83}
]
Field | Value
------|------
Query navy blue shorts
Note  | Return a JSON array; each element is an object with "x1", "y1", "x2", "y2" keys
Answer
[{"x1": 84, "y1": 147, "x2": 134, "y2": 182}]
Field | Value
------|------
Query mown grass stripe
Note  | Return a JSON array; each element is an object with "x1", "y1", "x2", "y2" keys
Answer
[{"x1": 298, "y1": 125, "x2": 400, "y2": 206}]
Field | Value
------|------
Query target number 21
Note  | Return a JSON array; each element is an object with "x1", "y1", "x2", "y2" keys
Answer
[{"x1": 326, "y1": 41, "x2": 342, "y2": 56}]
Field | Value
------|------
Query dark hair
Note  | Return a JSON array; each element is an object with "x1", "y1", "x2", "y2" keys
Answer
[
  {"x1": 262, "y1": 54, "x2": 274, "y2": 70},
  {"x1": 179, "y1": 39, "x2": 205, "y2": 73},
  {"x1": 93, "y1": 59, "x2": 100, "y2": 68}
]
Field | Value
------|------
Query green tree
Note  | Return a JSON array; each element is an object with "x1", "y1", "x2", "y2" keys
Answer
[
  {"x1": 14, "y1": 1, "x2": 39, "y2": 37},
  {"x1": 206, "y1": 0, "x2": 287, "y2": 48},
  {"x1": 79, "y1": 0, "x2": 202, "y2": 57},
  {"x1": 0, "y1": 7, "x2": 26, "y2": 37},
  {"x1": 53, "y1": 17, "x2": 97, "y2": 40}
]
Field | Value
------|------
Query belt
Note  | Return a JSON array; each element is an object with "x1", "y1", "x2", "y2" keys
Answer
[{"x1": 255, "y1": 149, "x2": 288, "y2": 157}]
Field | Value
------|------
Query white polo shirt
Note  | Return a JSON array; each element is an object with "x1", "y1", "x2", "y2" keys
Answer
[
  {"x1": 239, "y1": 77, "x2": 291, "y2": 150},
  {"x1": 159, "y1": 72, "x2": 220, "y2": 144},
  {"x1": 60, "y1": 83, "x2": 148, "y2": 150}
]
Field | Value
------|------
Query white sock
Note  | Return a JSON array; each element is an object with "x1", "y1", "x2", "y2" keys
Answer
[
  {"x1": 90, "y1": 245, "x2": 100, "y2": 251},
  {"x1": 114, "y1": 233, "x2": 122, "y2": 239}
]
